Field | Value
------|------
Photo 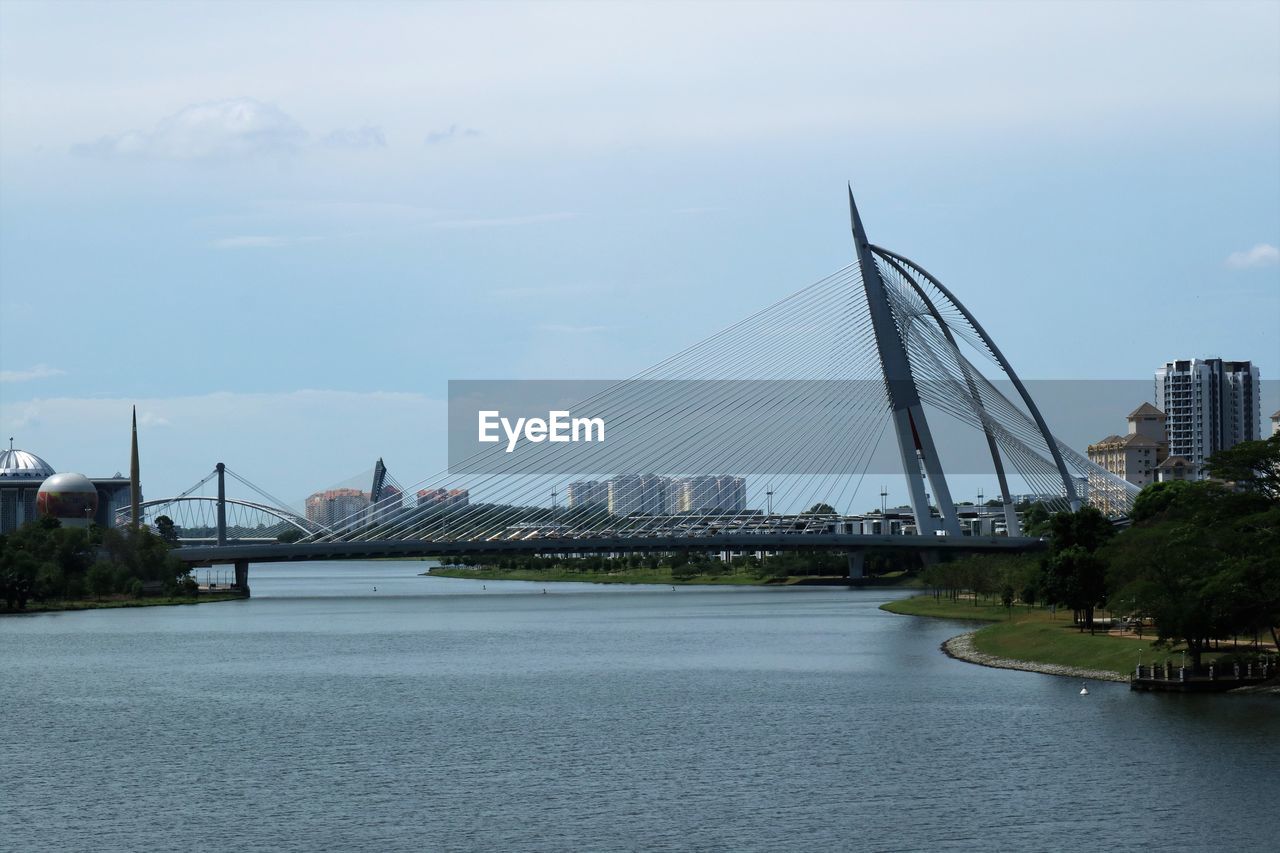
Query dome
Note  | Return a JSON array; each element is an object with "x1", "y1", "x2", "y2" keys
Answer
[
  {"x1": 37, "y1": 472, "x2": 99, "y2": 527},
  {"x1": 0, "y1": 448, "x2": 56, "y2": 480}
]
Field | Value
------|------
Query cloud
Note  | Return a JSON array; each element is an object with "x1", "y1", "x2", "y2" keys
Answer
[
  {"x1": 210, "y1": 235, "x2": 322, "y2": 249},
  {"x1": 425, "y1": 124, "x2": 481, "y2": 145},
  {"x1": 1225, "y1": 243, "x2": 1280, "y2": 269},
  {"x1": 73, "y1": 98, "x2": 307, "y2": 160},
  {"x1": 0, "y1": 364, "x2": 66, "y2": 383},
  {"x1": 321, "y1": 125, "x2": 387, "y2": 149}
]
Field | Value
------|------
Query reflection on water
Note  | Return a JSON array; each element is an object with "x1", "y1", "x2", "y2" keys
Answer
[{"x1": 2, "y1": 561, "x2": 1276, "y2": 852}]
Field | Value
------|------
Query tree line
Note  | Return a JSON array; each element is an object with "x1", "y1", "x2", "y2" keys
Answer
[
  {"x1": 0, "y1": 518, "x2": 193, "y2": 610},
  {"x1": 923, "y1": 434, "x2": 1280, "y2": 667}
]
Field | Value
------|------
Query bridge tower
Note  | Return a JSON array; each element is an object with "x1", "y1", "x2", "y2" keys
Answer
[
  {"x1": 848, "y1": 188, "x2": 962, "y2": 537},
  {"x1": 215, "y1": 462, "x2": 227, "y2": 547},
  {"x1": 212, "y1": 461, "x2": 249, "y2": 594}
]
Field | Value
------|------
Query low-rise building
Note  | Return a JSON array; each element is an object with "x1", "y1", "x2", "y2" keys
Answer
[{"x1": 1155, "y1": 456, "x2": 1199, "y2": 482}]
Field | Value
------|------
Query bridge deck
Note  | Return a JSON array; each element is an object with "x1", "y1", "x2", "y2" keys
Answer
[{"x1": 175, "y1": 532, "x2": 1046, "y2": 565}]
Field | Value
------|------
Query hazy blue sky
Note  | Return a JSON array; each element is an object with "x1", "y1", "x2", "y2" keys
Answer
[{"x1": 1, "y1": 0, "x2": 1277, "y2": 506}]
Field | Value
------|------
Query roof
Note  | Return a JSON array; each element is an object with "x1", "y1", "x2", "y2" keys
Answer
[
  {"x1": 1127, "y1": 402, "x2": 1166, "y2": 419},
  {"x1": 1088, "y1": 433, "x2": 1161, "y2": 449},
  {"x1": 1157, "y1": 456, "x2": 1194, "y2": 469},
  {"x1": 1271, "y1": 410, "x2": 1280, "y2": 420},
  {"x1": 0, "y1": 448, "x2": 55, "y2": 480}
]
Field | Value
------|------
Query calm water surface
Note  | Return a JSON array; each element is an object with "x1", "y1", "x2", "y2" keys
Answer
[{"x1": 2, "y1": 561, "x2": 1276, "y2": 852}]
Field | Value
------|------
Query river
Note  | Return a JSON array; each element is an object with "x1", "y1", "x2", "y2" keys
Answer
[{"x1": 2, "y1": 560, "x2": 1276, "y2": 852}]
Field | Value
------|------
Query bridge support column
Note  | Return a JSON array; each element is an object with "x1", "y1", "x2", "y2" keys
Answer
[
  {"x1": 847, "y1": 551, "x2": 865, "y2": 579},
  {"x1": 233, "y1": 560, "x2": 250, "y2": 597},
  {"x1": 216, "y1": 462, "x2": 227, "y2": 547}
]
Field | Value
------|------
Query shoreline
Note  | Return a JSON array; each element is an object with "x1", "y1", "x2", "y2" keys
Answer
[
  {"x1": 1, "y1": 592, "x2": 246, "y2": 616},
  {"x1": 940, "y1": 630, "x2": 1128, "y2": 682},
  {"x1": 425, "y1": 567, "x2": 912, "y2": 588}
]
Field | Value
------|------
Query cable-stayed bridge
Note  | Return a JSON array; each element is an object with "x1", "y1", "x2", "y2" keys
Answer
[{"x1": 141, "y1": 190, "x2": 1138, "y2": 591}]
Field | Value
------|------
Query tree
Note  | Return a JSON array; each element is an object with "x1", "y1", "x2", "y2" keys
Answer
[
  {"x1": 1106, "y1": 480, "x2": 1280, "y2": 665},
  {"x1": 86, "y1": 561, "x2": 114, "y2": 600},
  {"x1": 155, "y1": 515, "x2": 179, "y2": 545},
  {"x1": 1038, "y1": 507, "x2": 1114, "y2": 631},
  {"x1": 1048, "y1": 505, "x2": 1114, "y2": 554},
  {"x1": 1132, "y1": 480, "x2": 1195, "y2": 522},
  {"x1": 1044, "y1": 546, "x2": 1107, "y2": 631},
  {"x1": 805, "y1": 503, "x2": 836, "y2": 515},
  {"x1": 1204, "y1": 433, "x2": 1280, "y2": 500},
  {"x1": 1019, "y1": 502, "x2": 1052, "y2": 536},
  {"x1": 277, "y1": 528, "x2": 304, "y2": 543}
]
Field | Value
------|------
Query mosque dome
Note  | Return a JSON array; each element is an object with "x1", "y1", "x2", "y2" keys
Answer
[
  {"x1": 0, "y1": 447, "x2": 56, "y2": 481},
  {"x1": 37, "y1": 472, "x2": 99, "y2": 527}
]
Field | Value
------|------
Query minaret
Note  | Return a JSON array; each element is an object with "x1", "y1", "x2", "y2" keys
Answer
[{"x1": 130, "y1": 406, "x2": 141, "y2": 530}]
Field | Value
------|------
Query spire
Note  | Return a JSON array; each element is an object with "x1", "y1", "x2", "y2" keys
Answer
[
  {"x1": 130, "y1": 406, "x2": 141, "y2": 530},
  {"x1": 848, "y1": 183, "x2": 870, "y2": 250}
]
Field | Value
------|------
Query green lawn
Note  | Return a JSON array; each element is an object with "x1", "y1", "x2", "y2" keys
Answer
[
  {"x1": 430, "y1": 563, "x2": 860, "y2": 584},
  {"x1": 428, "y1": 566, "x2": 768, "y2": 585},
  {"x1": 881, "y1": 595, "x2": 1015, "y2": 622},
  {"x1": 882, "y1": 594, "x2": 1204, "y2": 676}
]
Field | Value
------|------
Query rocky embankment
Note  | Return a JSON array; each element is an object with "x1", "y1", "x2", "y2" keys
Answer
[{"x1": 941, "y1": 631, "x2": 1128, "y2": 683}]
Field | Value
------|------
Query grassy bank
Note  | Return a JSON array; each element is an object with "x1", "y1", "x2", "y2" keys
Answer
[
  {"x1": 3, "y1": 592, "x2": 246, "y2": 615},
  {"x1": 427, "y1": 566, "x2": 852, "y2": 586},
  {"x1": 882, "y1": 595, "x2": 1205, "y2": 676}
]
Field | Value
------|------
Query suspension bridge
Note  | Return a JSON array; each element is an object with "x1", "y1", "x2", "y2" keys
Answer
[{"x1": 130, "y1": 189, "x2": 1138, "y2": 593}]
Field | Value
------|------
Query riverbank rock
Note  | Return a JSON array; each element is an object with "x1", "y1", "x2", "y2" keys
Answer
[{"x1": 941, "y1": 631, "x2": 1128, "y2": 683}]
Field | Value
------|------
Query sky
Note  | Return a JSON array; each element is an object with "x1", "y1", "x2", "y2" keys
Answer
[{"x1": 1, "y1": 0, "x2": 1278, "y2": 508}]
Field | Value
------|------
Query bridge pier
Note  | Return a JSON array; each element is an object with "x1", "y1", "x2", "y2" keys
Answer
[
  {"x1": 233, "y1": 560, "x2": 250, "y2": 597},
  {"x1": 847, "y1": 552, "x2": 865, "y2": 579}
]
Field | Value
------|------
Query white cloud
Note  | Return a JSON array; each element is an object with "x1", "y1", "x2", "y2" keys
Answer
[
  {"x1": 425, "y1": 124, "x2": 481, "y2": 145},
  {"x1": 73, "y1": 98, "x2": 307, "y2": 160},
  {"x1": 1225, "y1": 243, "x2": 1280, "y2": 269},
  {"x1": 210, "y1": 235, "x2": 322, "y2": 249},
  {"x1": 0, "y1": 364, "x2": 65, "y2": 383},
  {"x1": 321, "y1": 125, "x2": 387, "y2": 149}
]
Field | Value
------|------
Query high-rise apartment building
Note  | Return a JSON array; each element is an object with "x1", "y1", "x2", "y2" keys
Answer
[
  {"x1": 607, "y1": 474, "x2": 671, "y2": 515},
  {"x1": 591, "y1": 474, "x2": 749, "y2": 516},
  {"x1": 1154, "y1": 358, "x2": 1260, "y2": 474},
  {"x1": 673, "y1": 475, "x2": 747, "y2": 514},
  {"x1": 415, "y1": 488, "x2": 469, "y2": 508},
  {"x1": 305, "y1": 488, "x2": 370, "y2": 528},
  {"x1": 565, "y1": 480, "x2": 610, "y2": 509}
]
